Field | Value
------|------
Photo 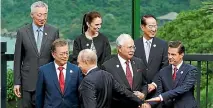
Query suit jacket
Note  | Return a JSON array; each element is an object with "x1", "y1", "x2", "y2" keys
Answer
[
  {"x1": 101, "y1": 56, "x2": 148, "y2": 108},
  {"x1": 79, "y1": 68, "x2": 143, "y2": 108},
  {"x1": 36, "y1": 62, "x2": 83, "y2": 108},
  {"x1": 134, "y1": 37, "x2": 168, "y2": 83},
  {"x1": 152, "y1": 63, "x2": 198, "y2": 108},
  {"x1": 71, "y1": 33, "x2": 111, "y2": 67},
  {"x1": 14, "y1": 24, "x2": 59, "y2": 91}
]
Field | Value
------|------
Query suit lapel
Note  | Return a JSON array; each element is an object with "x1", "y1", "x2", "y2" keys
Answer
[
  {"x1": 131, "y1": 58, "x2": 139, "y2": 90},
  {"x1": 174, "y1": 63, "x2": 188, "y2": 87},
  {"x1": 148, "y1": 37, "x2": 157, "y2": 65},
  {"x1": 39, "y1": 25, "x2": 49, "y2": 56},
  {"x1": 63, "y1": 63, "x2": 71, "y2": 95},
  {"x1": 114, "y1": 56, "x2": 131, "y2": 89},
  {"x1": 27, "y1": 24, "x2": 39, "y2": 56},
  {"x1": 50, "y1": 62, "x2": 62, "y2": 94},
  {"x1": 166, "y1": 65, "x2": 173, "y2": 89},
  {"x1": 139, "y1": 38, "x2": 148, "y2": 66}
]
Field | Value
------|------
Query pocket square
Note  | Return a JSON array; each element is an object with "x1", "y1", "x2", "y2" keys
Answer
[
  {"x1": 70, "y1": 70, "x2": 73, "y2": 73},
  {"x1": 137, "y1": 69, "x2": 142, "y2": 72}
]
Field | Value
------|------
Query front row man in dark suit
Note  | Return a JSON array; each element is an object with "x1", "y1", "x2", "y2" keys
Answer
[
  {"x1": 102, "y1": 34, "x2": 149, "y2": 108},
  {"x1": 36, "y1": 39, "x2": 82, "y2": 108},
  {"x1": 146, "y1": 41, "x2": 198, "y2": 108},
  {"x1": 77, "y1": 49, "x2": 147, "y2": 108}
]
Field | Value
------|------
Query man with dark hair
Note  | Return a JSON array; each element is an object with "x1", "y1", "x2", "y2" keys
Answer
[
  {"x1": 134, "y1": 14, "x2": 168, "y2": 98},
  {"x1": 36, "y1": 39, "x2": 82, "y2": 108},
  {"x1": 146, "y1": 41, "x2": 198, "y2": 108},
  {"x1": 13, "y1": 1, "x2": 59, "y2": 107}
]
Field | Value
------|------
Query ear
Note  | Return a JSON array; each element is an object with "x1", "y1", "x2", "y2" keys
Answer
[
  {"x1": 51, "y1": 52, "x2": 55, "y2": 58},
  {"x1": 30, "y1": 13, "x2": 33, "y2": 18},
  {"x1": 140, "y1": 25, "x2": 145, "y2": 31},
  {"x1": 86, "y1": 22, "x2": 90, "y2": 27}
]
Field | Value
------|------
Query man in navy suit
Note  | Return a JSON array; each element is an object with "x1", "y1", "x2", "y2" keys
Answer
[
  {"x1": 146, "y1": 41, "x2": 198, "y2": 108},
  {"x1": 36, "y1": 39, "x2": 82, "y2": 108}
]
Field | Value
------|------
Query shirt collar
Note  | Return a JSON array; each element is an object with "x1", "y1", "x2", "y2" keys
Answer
[
  {"x1": 118, "y1": 54, "x2": 129, "y2": 65},
  {"x1": 86, "y1": 66, "x2": 97, "y2": 75},
  {"x1": 172, "y1": 61, "x2": 183, "y2": 70},
  {"x1": 143, "y1": 37, "x2": 153, "y2": 44},
  {"x1": 54, "y1": 61, "x2": 67, "y2": 71},
  {"x1": 32, "y1": 22, "x2": 44, "y2": 32}
]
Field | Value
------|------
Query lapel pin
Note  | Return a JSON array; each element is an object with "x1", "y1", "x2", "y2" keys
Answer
[
  {"x1": 70, "y1": 70, "x2": 73, "y2": 73},
  {"x1": 116, "y1": 65, "x2": 119, "y2": 68},
  {"x1": 180, "y1": 71, "x2": 183, "y2": 74},
  {"x1": 153, "y1": 44, "x2": 156, "y2": 47},
  {"x1": 86, "y1": 43, "x2": 89, "y2": 47},
  {"x1": 45, "y1": 33, "x2": 47, "y2": 36}
]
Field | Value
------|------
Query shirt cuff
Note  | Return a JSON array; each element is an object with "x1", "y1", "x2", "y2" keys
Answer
[
  {"x1": 152, "y1": 82, "x2": 157, "y2": 88},
  {"x1": 159, "y1": 95, "x2": 163, "y2": 101}
]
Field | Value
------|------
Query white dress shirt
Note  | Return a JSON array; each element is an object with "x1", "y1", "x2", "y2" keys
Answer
[
  {"x1": 118, "y1": 54, "x2": 134, "y2": 77},
  {"x1": 54, "y1": 62, "x2": 67, "y2": 80}
]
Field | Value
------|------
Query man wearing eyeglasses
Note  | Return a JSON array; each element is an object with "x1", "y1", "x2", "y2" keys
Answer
[
  {"x1": 13, "y1": 1, "x2": 59, "y2": 107},
  {"x1": 134, "y1": 15, "x2": 169, "y2": 102},
  {"x1": 36, "y1": 39, "x2": 82, "y2": 108},
  {"x1": 102, "y1": 34, "x2": 149, "y2": 108}
]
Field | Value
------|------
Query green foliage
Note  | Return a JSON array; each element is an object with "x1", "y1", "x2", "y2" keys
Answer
[
  {"x1": 7, "y1": 69, "x2": 17, "y2": 101},
  {"x1": 1, "y1": 0, "x2": 206, "y2": 41}
]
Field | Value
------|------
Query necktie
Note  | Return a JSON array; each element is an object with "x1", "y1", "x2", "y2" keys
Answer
[
  {"x1": 58, "y1": 66, "x2": 65, "y2": 94},
  {"x1": 36, "y1": 29, "x2": 42, "y2": 53},
  {"x1": 125, "y1": 61, "x2": 133, "y2": 88},
  {"x1": 145, "y1": 40, "x2": 151, "y2": 62},
  {"x1": 172, "y1": 66, "x2": 178, "y2": 80}
]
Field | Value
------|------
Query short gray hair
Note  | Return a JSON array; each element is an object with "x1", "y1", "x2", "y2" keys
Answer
[
  {"x1": 78, "y1": 49, "x2": 97, "y2": 65},
  {"x1": 31, "y1": 1, "x2": 48, "y2": 13},
  {"x1": 116, "y1": 33, "x2": 133, "y2": 47}
]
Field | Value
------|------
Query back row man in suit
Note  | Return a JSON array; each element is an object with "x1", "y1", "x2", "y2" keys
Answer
[
  {"x1": 134, "y1": 15, "x2": 168, "y2": 99},
  {"x1": 13, "y1": 1, "x2": 59, "y2": 107},
  {"x1": 146, "y1": 41, "x2": 198, "y2": 108},
  {"x1": 102, "y1": 34, "x2": 150, "y2": 108},
  {"x1": 36, "y1": 39, "x2": 82, "y2": 108}
]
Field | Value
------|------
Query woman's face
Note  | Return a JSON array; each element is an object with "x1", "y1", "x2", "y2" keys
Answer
[{"x1": 87, "y1": 17, "x2": 102, "y2": 34}]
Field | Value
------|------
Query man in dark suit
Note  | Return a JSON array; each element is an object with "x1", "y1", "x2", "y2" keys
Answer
[
  {"x1": 146, "y1": 41, "x2": 198, "y2": 108},
  {"x1": 102, "y1": 34, "x2": 150, "y2": 108},
  {"x1": 77, "y1": 49, "x2": 147, "y2": 108},
  {"x1": 134, "y1": 15, "x2": 168, "y2": 96},
  {"x1": 36, "y1": 39, "x2": 82, "y2": 108},
  {"x1": 13, "y1": 1, "x2": 59, "y2": 107}
]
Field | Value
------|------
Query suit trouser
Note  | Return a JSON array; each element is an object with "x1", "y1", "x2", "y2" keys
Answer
[{"x1": 19, "y1": 90, "x2": 35, "y2": 108}]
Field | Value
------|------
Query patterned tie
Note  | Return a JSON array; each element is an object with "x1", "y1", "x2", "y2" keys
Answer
[
  {"x1": 125, "y1": 61, "x2": 133, "y2": 88},
  {"x1": 172, "y1": 66, "x2": 178, "y2": 80},
  {"x1": 36, "y1": 29, "x2": 42, "y2": 53},
  {"x1": 58, "y1": 66, "x2": 65, "y2": 94},
  {"x1": 145, "y1": 40, "x2": 151, "y2": 62}
]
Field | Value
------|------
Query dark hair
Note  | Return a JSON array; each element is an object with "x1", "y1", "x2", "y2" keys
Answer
[
  {"x1": 51, "y1": 38, "x2": 68, "y2": 52},
  {"x1": 82, "y1": 11, "x2": 101, "y2": 33},
  {"x1": 168, "y1": 41, "x2": 185, "y2": 54},
  {"x1": 141, "y1": 14, "x2": 157, "y2": 25}
]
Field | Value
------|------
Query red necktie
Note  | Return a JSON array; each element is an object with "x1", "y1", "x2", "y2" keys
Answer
[
  {"x1": 58, "y1": 66, "x2": 65, "y2": 94},
  {"x1": 172, "y1": 66, "x2": 178, "y2": 80},
  {"x1": 125, "y1": 61, "x2": 133, "y2": 88}
]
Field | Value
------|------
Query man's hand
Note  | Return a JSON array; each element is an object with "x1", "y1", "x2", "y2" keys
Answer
[
  {"x1": 146, "y1": 97, "x2": 161, "y2": 102},
  {"x1": 148, "y1": 84, "x2": 156, "y2": 93},
  {"x1": 14, "y1": 85, "x2": 21, "y2": 98},
  {"x1": 140, "y1": 103, "x2": 151, "y2": 108},
  {"x1": 134, "y1": 91, "x2": 145, "y2": 100}
]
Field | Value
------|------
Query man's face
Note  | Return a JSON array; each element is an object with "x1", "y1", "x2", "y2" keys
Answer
[
  {"x1": 77, "y1": 57, "x2": 87, "y2": 74},
  {"x1": 118, "y1": 39, "x2": 135, "y2": 60},
  {"x1": 87, "y1": 17, "x2": 102, "y2": 34},
  {"x1": 141, "y1": 17, "x2": 157, "y2": 39},
  {"x1": 31, "y1": 7, "x2": 48, "y2": 27},
  {"x1": 168, "y1": 47, "x2": 184, "y2": 66},
  {"x1": 52, "y1": 45, "x2": 69, "y2": 66}
]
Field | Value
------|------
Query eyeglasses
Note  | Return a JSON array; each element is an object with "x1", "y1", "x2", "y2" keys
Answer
[
  {"x1": 35, "y1": 13, "x2": 48, "y2": 18},
  {"x1": 122, "y1": 45, "x2": 136, "y2": 50},
  {"x1": 55, "y1": 51, "x2": 69, "y2": 56},
  {"x1": 146, "y1": 25, "x2": 157, "y2": 29}
]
